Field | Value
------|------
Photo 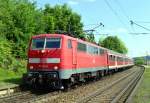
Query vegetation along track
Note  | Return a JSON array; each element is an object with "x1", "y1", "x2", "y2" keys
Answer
[
  {"x1": 0, "y1": 66, "x2": 142, "y2": 103},
  {"x1": 77, "y1": 66, "x2": 144, "y2": 103}
]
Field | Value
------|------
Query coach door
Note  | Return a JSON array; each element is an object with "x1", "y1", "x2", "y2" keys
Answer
[{"x1": 72, "y1": 40, "x2": 77, "y2": 68}]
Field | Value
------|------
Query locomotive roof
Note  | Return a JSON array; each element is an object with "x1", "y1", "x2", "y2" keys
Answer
[
  {"x1": 32, "y1": 34, "x2": 65, "y2": 38},
  {"x1": 32, "y1": 34, "x2": 131, "y2": 59}
]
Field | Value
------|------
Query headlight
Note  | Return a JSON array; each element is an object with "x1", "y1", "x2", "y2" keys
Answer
[
  {"x1": 54, "y1": 66, "x2": 58, "y2": 70},
  {"x1": 41, "y1": 50, "x2": 45, "y2": 53},
  {"x1": 30, "y1": 66, "x2": 33, "y2": 69}
]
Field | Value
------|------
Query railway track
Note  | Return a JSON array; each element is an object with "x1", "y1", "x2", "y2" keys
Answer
[
  {"x1": 110, "y1": 67, "x2": 144, "y2": 103},
  {"x1": 0, "y1": 66, "x2": 142, "y2": 103},
  {"x1": 77, "y1": 66, "x2": 144, "y2": 103}
]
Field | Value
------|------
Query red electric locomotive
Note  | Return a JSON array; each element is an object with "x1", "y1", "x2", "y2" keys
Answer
[{"x1": 23, "y1": 34, "x2": 134, "y2": 89}]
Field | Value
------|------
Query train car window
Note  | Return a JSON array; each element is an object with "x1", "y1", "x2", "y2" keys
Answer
[
  {"x1": 67, "y1": 39, "x2": 72, "y2": 49},
  {"x1": 94, "y1": 47, "x2": 98, "y2": 54},
  {"x1": 117, "y1": 57, "x2": 120, "y2": 61},
  {"x1": 31, "y1": 38, "x2": 45, "y2": 50},
  {"x1": 87, "y1": 45, "x2": 98, "y2": 55},
  {"x1": 77, "y1": 42, "x2": 87, "y2": 52},
  {"x1": 111, "y1": 55, "x2": 113, "y2": 60},
  {"x1": 45, "y1": 38, "x2": 61, "y2": 48},
  {"x1": 113, "y1": 56, "x2": 116, "y2": 61},
  {"x1": 111, "y1": 56, "x2": 113, "y2": 61},
  {"x1": 120, "y1": 57, "x2": 123, "y2": 62},
  {"x1": 112, "y1": 56, "x2": 114, "y2": 61},
  {"x1": 101, "y1": 49, "x2": 104, "y2": 54},
  {"x1": 99, "y1": 48, "x2": 104, "y2": 55},
  {"x1": 109, "y1": 55, "x2": 112, "y2": 60},
  {"x1": 87, "y1": 45, "x2": 93, "y2": 54}
]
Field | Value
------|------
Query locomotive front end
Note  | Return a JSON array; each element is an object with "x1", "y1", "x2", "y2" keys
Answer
[{"x1": 23, "y1": 34, "x2": 63, "y2": 89}]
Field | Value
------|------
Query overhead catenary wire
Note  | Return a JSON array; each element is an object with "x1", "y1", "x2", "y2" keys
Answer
[
  {"x1": 92, "y1": 22, "x2": 104, "y2": 30},
  {"x1": 94, "y1": 31, "x2": 110, "y2": 36},
  {"x1": 113, "y1": 0, "x2": 130, "y2": 21},
  {"x1": 84, "y1": 22, "x2": 104, "y2": 33},
  {"x1": 84, "y1": 23, "x2": 101, "y2": 27},
  {"x1": 129, "y1": 32, "x2": 150, "y2": 35},
  {"x1": 130, "y1": 20, "x2": 150, "y2": 32},
  {"x1": 113, "y1": 0, "x2": 134, "y2": 33},
  {"x1": 104, "y1": 0, "x2": 129, "y2": 30},
  {"x1": 134, "y1": 21, "x2": 150, "y2": 24}
]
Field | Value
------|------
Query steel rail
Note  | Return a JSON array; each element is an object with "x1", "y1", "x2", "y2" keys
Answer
[
  {"x1": 76, "y1": 69, "x2": 138, "y2": 103},
  {"x1": 110, "y1": 68, "x2": 144, "y2": 103}
]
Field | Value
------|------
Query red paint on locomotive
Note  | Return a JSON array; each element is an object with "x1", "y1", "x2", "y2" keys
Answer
[{"x1": 23, "y1": 34, "x2": 134, "y2": 89}]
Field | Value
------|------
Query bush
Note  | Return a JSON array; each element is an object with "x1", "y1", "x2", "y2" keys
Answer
[
  {"x1": 134, "y1": 57, "x2": 145, "y2": 65},
  {"x1": 0, "y1": 39, "x2": 12, "y2": 69},
  {"x1": 0, "y1": 38, "x2": 26, "y2": 73}
]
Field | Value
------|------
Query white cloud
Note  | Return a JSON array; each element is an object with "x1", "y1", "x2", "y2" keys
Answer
[
  {"x1": 86, "y1": 0, "x2": 96, "y2": 2},
  {"x1": 68, "y1": 1, "x2": 79, "y2": 5},
  {"x1": 67, "y1": 0, "x2": 96, "y2": 5}
]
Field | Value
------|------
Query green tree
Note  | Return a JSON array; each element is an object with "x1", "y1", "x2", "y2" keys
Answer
[
  {"x1": 0, "y1": 0, "x2": 14, "y2": 37},
  {"x1": 12, "y1": 0, "x2": 40, "y2": 58},
  {"x1": 0, "y1": 0, "x2": 41, "y2": 58},
  {"x1": 43, "y1": 4, "x2": 83, "y2": 36},
  {"x1": 100, "y1": 36, "x2": 128, "y2": 54},
  {"x1": 86, "y1": 34, "x2": 95, "y2": 43},
  {"x1": 134, "y1": 57, "x2": 145, "y2": 65}
]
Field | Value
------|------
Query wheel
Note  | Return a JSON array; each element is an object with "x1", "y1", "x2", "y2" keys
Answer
[
  {"x1": 62, "y1": 79, "x2": 71, "y2": 91},
  {"x1": 101, "y1": 71, "x2": 104, "y2": 77}
]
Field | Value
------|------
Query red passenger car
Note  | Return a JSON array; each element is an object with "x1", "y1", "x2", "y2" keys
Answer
[{"x1": 23, "y1": 34, "x2": 134, "y2": 89}]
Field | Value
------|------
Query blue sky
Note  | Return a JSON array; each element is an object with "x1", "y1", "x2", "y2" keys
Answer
[{"x1": 35, "y1": 0, "x2": 150, "y2": 57}]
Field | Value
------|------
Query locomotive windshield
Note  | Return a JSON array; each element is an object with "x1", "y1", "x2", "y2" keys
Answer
[
  {"x1": 45, "y1": 38, "x2": 61, "y2": 48},
  {"x1": 31, "y1": 38, "x2": 61, "y2": 49}
]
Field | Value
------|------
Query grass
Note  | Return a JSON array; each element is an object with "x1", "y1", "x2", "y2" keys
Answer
[
  {"x1": 0, "y1": 60, "x2": 26, "y2": 86},
  {"x1": 133, "y1": 66, "x2": 150, "y2": 103},
  {"x1": 0, "y1": 69, "x2": 22, "y2": 84}
]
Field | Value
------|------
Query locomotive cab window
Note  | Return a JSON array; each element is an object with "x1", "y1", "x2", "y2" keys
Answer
[
  {"x1": 67, "y1": 39, "x2": 72, "y2": 49},
  {"x1": 31, "y1": 38, "x2": 45, "y2": 50},
  {"x1": 46, "y1": 38, "x2": 61, "y2": 48},
  {"x1": 31, "y1": 38, "x2": 61, "y2": 49}
]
